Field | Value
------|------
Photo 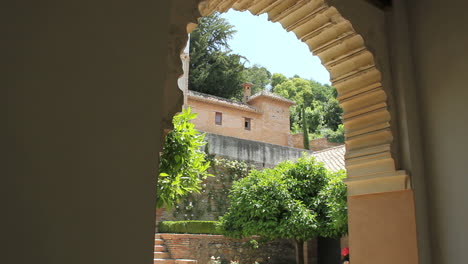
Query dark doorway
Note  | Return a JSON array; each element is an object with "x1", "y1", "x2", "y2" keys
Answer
[{"x1": 317, "y1": 237, "x2": 341, "y2": 264}]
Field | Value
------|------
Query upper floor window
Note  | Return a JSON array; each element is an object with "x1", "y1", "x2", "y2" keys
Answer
[
  {"x1": 244, "y1": 118, "x2": 251, "y2": 130},
  {"x1": 215, "y1": 112, "x2": 222, "y2": 125}
]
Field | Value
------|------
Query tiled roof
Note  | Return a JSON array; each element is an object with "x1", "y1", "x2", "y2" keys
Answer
[
  {"x1": 247, "y1": 91, "x2": 295, "y2": 105},
  {"x1": 187, "y1": 90, "x2": 261, "y2": 113},
  {"x1": 311, "y1": 144, "x2": 346, "y2": 172}
]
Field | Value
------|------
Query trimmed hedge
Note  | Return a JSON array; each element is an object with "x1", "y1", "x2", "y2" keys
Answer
[{"x1": 159, "y1": 221, "x2": 222, "y2": 235}]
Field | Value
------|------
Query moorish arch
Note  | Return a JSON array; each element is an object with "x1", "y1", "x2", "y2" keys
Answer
[
  {"x1": 163, "y1": 0, "x2": 419, "y2": 263},
  {"x1": 167, "y1": 0, "x2": 411, "y2": 197}
]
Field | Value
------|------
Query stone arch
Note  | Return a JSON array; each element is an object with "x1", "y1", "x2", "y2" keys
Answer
[
  {"x1": 165, "y1": 0, "x2": 410, "y2": 197},
  {"x1": 162, "y1": 1, "x2": 420, "y2": 262}
]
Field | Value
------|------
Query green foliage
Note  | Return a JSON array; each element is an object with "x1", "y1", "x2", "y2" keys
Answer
[
  {"x1": 273, "y1": 76, "x2": 343, "y2": 140},
  {"x1": 157, "y1": 107, "x2": 211, "y2": 208},
  {"x1": 302, "y1": 107, "x2": 310, "y2": 150},
  {"x1": 159, "y1": 221, "x2": 222, "y2": 234},
  {"x1": 320, "y1": 170, "x2": 348, "y2": 237},
  {"x1": 271, "y1": 73, "x2": 288, "y2": 89},
  {"x1": 322, "y1": 124, "x2": 345, "y2": 143},
  {"x1": 189, "y1": 13, "x2": 247, "y2": 100},
  {"x1": 323, "y1": 98, "x2": 343, "y2": 130},
  {"x1": 220, "y1": 155, "x2": 348, "y2": 241},
  {"x1": 170, "y1": 158, "x2": 253, "y2": 220},
  {"x1": 243, "y1": 64, "x2": 272, "y2": 94}
]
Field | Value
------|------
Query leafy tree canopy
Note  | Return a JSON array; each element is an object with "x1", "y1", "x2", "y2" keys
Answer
[
  {"x1": 189, "y1": 13, "x2": 247, "y2": 100},
  {"x1": 220, "y1": 155, "x2": 347, "y2": 264},
  {"x1": 243, "y1": 64, "x2": 272, "y2": 94},
  {"x1": 271, "y1": 73, "x2": 288, "y2": 89},
  {"x1": 189, "y1": 13, "x2": 273, "y2": 100},
  {"x1": 188, "y1": 14, "x2": 343, "y2": 141},
  {"x1": 157, "y1": 107, "x2": 211, "y2": 208},
  {"x1": 273, "y1": 74, "x2": 343, "y2": 142}
]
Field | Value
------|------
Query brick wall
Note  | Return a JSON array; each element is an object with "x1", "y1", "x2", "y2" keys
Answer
[
  {"x1": 159, "y1": 233, "x2": 296, "y2": 264},
  {"x1": 188, "y1": 96, "x2": 292, "y2": 147},
  {"x1": 290, "y1": 133, "x2": 305, "y2": 149},
  {"x1": 309, "y1": 138, "x2": 342, "y2": 151}
]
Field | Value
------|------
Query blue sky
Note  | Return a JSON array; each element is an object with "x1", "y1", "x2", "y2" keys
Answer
[{"x1": 220, "y1": 10, "x2": 330, "y2": 85}]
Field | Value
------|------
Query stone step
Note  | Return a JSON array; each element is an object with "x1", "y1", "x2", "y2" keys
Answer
[
  {"x1": 154, "y1": 245, "x2": 166, "y2": 252},
  {"x1": 153, "y1": 259, "x2": 174, "y2": 264},
  {"x1": 154, "y1": 239, "x2": 164, "y2": 245},
  {"x1": 154, "y1": 252, "x2": 171, "y2": 259},
  {"x1": 154, "y1": 233, "x2": 161, "y2": 239},
  {"x1": 175, "y1": 259, "x2": 197, "y2": 264}
]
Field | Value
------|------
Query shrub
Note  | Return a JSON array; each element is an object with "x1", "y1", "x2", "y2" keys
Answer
[
  {"x1": 322, "y1": 124, "x2": 344, "y2": 143},
  {"x1": 159, "y1": 220, "x2": 222, "y2": 234}
]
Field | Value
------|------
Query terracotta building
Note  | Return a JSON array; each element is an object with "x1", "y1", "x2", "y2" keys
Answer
[
  {"x1": 187, "y1": 84, "x2": 302, "y2": 147},
  {"x1": 176, "y1": 40, "x2": 304, "y2": 148}
]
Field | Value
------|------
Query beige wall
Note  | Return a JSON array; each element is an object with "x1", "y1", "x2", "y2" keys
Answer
[
  {"x1": 249, "y1": 98, "x2": 292, "y2": 145},
  {"x1": 406, "y1": 0, "x2": 468, "y2": 262},
  {"x1": 188, "y1": 97, "x2": 292, "y2": 147},
  {"x1": 5, "y1": 1, "x2": 174, "y2": 264},
  {"x1": 348, "y1": 190, "x2": 418, "y2": 264},
  {"x1": 291, "y1": 133, "x2": 305, "y2": 149},
  {"x1": 6, "y1": 0, "x2": 468, "y2": 264}
]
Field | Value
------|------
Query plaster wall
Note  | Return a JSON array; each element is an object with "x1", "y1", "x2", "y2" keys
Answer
[
  {"x1": 188, "y1": 97, "x2": 292, "y2": 146},
  {"x1": 4, "y1": 1, "x2": 175, "y2": 264},
  {"x1": 406, "y1": 0, "x2": 468, "y2": 262},
  {"x1": 189, "y1": 98, "x2": 263, "y2": 140},
  {"x1": 348, "y1": 190, "x2": 418, "y2": 264},
  {"x1": 205, "y1": 133, "x2": 314, "y2": 168}
]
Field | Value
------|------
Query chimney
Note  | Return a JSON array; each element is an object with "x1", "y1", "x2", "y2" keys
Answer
[{"x1": 242, "y1": 82, "x2": 253, "y2": 103}]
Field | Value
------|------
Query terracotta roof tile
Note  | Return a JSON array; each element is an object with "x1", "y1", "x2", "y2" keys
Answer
[
  {"x1": 187, "y1": 90, "x2": 261, "y2": 113},
  {"x1": 247, "y1": 91, "x2": 295, "y2": 105},
  {"x1": 311, "y1": 145, "x2": 346, "y2": 172}
]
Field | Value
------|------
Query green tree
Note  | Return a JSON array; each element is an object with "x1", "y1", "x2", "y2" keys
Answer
[
  {"x1": 243, "y1": 64, "x2": 272, "y2": 94},
  {"x1": 220, "y1": 156, "x2": 348, "y2": 264},
  {"x1": 273, "y1": 76, "x2": 343, "y2": 138},
  {"x1": 302, "y1": 107, "x2": 310, "y2": 150},
  {"x1": 322, "y1": 124, "x2": 345, "y2": 143},
  {"x1": 157, "y1": 107, "x2": 211, "y2": 208},
  {"x1": 271, "y1": 73, "x2": 288, "y2": 89},
  {"x1": 189, "y1": 13, "x2": 247, "y2": 100},
  {"x1": 305, "y1": 103, "x2": 325, "y2": 133},
  {"x1": 323, "y1": 97, "x2": 343, "y2": 130}
]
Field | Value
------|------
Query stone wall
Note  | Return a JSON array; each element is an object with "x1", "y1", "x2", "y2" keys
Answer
[
  {"x1": 158, "y1": 134, "x2": 315, "y2": 222},
  {"x1": 309, "y1": 138, "x2": 342, "y2": 151},
  {"x1": 160, "y1": 233, "x2": 296, "y2": 264},
  {"x1": 205, "y1": 133, "x2": 314, "y2": 168},
  {"x1": 290, "y1": 133, "x2": 305, "y2": 149},
  {"x1": 158, "y1": 157, "x2": 254, "y2": 222}
]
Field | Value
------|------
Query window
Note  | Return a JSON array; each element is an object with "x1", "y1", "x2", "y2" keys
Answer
[
  {"x1": 244, "y1": 118, "x2": 251, "y2": 130},
  {"x1": 215, "y1": 112, "x2": 222, "y2": 125}
]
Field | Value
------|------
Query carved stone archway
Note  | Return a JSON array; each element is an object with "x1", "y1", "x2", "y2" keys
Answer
[
  {"x1": 196, "y1": 0, "x2": 409, "y2": 196},
  {"x1": 163, "y1": 1, "x2": 419, "y2": 263}
]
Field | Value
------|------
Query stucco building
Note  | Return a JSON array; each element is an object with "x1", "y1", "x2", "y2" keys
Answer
[
  {"x1": 6, "y1": 1, "x2": 468, "y2": 264},
  {"x1": 187, "y1": 84, "x2": 302, "y2": 147}
]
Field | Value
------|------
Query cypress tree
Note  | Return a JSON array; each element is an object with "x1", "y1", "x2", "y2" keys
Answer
[{"x1": 302, "y1": 107, "x2": 310, "y2": 150}]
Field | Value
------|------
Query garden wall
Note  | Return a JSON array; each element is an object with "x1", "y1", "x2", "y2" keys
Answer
[
  {"x1": 308, "y1": 138, "x2": 342, "y2": 151},
  {"x1": 160, "y1": 233, "x2": 296, "y2": 264},
  {"x1": 157, "y1": 158, "x2": 253, "y2": 222},
  {"x1": 204, "y1": 133, "x2": 313, "y2": 168}
]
